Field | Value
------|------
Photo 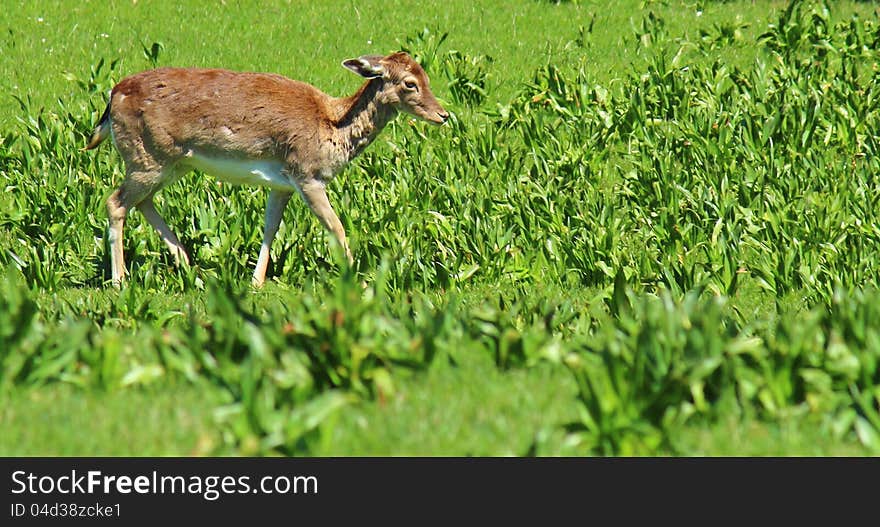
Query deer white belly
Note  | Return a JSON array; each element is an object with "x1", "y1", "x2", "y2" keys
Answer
[{"x1": 184, "y1": 153, "x2": 297, "y2": 191}]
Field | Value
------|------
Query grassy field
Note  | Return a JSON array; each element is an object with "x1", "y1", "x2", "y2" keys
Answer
[{"x1": 2, "y1": 0, "x2": 880, "y2": 455}]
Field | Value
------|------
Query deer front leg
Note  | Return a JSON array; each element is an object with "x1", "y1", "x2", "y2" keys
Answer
[
  {"x1": 299, "y1": 180, "x2": 354, "y2": 266},
  {"x1": 253, "y1": 189, "x2": 294, "y2": 287}
]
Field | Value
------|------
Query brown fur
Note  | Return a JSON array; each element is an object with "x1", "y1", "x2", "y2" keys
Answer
[{"x1": 84, "y1": 52, "x2": 448, "y2": 286}]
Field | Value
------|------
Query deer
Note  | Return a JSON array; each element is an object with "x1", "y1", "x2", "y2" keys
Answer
[{"x1": 83, "y1": 51, "x2": 448, "y2": 287}]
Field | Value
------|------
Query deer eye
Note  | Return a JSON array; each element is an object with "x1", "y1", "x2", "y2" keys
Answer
[{"x1": 403, "y1": 79, "x2": 418, "y2": 90}]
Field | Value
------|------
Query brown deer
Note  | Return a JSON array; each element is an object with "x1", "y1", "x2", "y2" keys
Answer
[{"x1": 83, "y1": 52, "x2": 448, "y2": 286}]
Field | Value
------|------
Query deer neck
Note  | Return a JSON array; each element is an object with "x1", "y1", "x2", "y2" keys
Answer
[{"x1": 334, "y1": 80, "x2": 398, "y2": 161}]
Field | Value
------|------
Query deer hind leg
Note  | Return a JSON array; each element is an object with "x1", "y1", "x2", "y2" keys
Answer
[
  {"x1": 137, "y1": 196, "x2": 190, "y2": 268},
  {"x1": 107, "y1": 180, "x2": 147, "y2": 285},
  {"x1": 106, "y1": 168, "x2": 176, "y2": 285},
  {"x1": 252, "y1": 189, "x2": 294, "y2": 287},
  {"x1": 299, "y1": 180, "x2": 354, "y2": 266}
]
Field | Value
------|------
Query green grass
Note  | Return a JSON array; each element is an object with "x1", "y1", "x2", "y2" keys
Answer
[
  {"x1": 325, "y1": 353, "x2": 577, "y2": 456},
  {"x1": 679, "y1": 415, "x2": 870, "y2": 456},
  {"x1": 2, "y1": 0, "x2": 880, "y2": 456},
  {"x1": 0, "y1": 384, "x2": 219, "y2": 456},
  {"x1": 0, "y1": 0, "x2": 825, "y2": 127},
  {"x1": 3, "y1": 356, "x2": 868, "y2": 456}
]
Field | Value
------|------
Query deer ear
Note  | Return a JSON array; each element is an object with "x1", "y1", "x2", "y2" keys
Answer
[{"x1": 342, "y1": 56, "x2": 385, "y2": 78}]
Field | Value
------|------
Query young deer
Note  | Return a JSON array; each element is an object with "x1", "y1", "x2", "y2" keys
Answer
[{"x1": 83, "y1": 52, "x2": 448, "y2": 286}]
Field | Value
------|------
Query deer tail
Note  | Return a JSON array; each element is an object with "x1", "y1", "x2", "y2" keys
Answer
[{"x1": 82, "y1": 103, "x2": 111, "y2": 151}]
